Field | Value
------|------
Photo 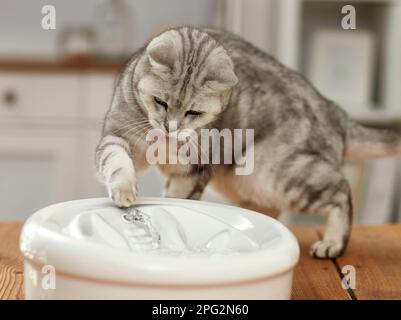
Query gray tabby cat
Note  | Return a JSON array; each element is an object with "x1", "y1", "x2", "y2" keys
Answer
[{"x1": 96, "y1": 27, "x2": 401, "y2": 259}]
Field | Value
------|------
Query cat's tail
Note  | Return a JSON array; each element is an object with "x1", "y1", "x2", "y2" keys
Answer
[{"x1": 346, "y1": 121, "x2": 401, "y2": 159}]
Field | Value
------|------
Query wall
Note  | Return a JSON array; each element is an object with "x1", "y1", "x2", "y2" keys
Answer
[{"x1": 0, "y1": 0, "x2": 218, "y2": 57}]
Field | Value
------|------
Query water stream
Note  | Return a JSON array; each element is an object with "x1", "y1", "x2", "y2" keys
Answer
[{"x1": 63, "y1": 204, "x2": 260, "y2": 256}]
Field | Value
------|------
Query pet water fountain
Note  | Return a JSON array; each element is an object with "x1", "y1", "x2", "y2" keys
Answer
[{"x1": 20, "y1": 198, "x2": 299, "y2": 299}]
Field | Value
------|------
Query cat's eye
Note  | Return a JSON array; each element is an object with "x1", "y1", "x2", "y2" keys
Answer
[
  {"x1": 154, "y1": 97, "x2": 168, "y2": 109},
  {"x1": 185, "y1": 110, "x2": 203, "y2": 117}
]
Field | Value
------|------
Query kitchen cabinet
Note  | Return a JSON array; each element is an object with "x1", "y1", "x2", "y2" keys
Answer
[{"x1": 0, "y1": 64, "x2": 115, "y2": 220}]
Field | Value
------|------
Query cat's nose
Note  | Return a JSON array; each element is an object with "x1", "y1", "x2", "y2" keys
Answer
[
  {"x1": 164, "y1": 120, "x2": 178, "y2": 133},
  {"x1": 163, "y1": 123, "x2": 171, "y2": 132}
]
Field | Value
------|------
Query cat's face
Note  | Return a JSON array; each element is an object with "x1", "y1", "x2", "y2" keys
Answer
[{"x1": 136, "y1": 29, "x2": 238, "y2": 135}]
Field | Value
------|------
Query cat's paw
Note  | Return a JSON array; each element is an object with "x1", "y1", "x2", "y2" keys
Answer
[
  {"x1": 108, "y1": 171, "x2": 137, "y2": 208},
  {"x1": 310, "y1": 240, "x2": 344, "y2": 259}
]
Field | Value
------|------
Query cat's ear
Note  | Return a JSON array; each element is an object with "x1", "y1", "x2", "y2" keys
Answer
[
  {"x1": 204, "y1": 49, "x2": 238, "y2": 91},
  {"x1": 146, "y1": 36, "x2": 177, "y2": 71}
]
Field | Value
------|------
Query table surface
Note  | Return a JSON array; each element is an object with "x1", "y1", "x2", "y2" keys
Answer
[{"x1": 1, "y1": 223, "x2": 401, "y2": 300}]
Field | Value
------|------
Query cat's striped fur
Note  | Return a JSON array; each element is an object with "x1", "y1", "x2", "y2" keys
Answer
[{"x1": 96, "y1": 27, "x2": 401, "y2": 258}]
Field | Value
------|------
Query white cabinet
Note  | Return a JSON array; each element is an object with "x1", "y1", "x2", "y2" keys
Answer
[
  {"x1": 0, "y1": 71, "x2": 113, "y2": 221},
  {"x1": 84, "y1": 73, "x2": 116, "y2": 120},
  {"x1": 0, "y1": 125, "x2": 80, "y2": 220},
  {"x1": 0, "y1": 73, "x2": 82, "y2": 119}
]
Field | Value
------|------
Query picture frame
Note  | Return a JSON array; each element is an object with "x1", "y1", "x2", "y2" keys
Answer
[{"x1": 308, "y1": 29, "x2": 376, "y2": 112}]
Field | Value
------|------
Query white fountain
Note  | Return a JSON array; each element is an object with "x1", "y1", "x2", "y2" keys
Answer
[{"x1": 20, "y1": 198, "x2": 299, "y2": 300}]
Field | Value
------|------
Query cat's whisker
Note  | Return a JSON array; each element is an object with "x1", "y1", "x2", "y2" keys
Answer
[
  {"x1": 111, "y1": 125, "x2": 148, "y2": 137},
  {"x1": 129, "y1": 124, "x2": 152, "y2": 144},
  {"x1": 109, "y1": 117, "x2": 149, "y2": 128},
  {"x1": 111, "y1": 119, "x2": 150, "y2": 134},
  {"x1": 120, "y1": 123, "x2": 152, "y2": 138},
  {"x1": 131, "y1": 126, "x2": 152, "y2": 151}
]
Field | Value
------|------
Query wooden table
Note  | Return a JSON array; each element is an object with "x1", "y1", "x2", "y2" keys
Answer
[{"x1": 1, "y1": 223, "x2": 401, "y2": 300}]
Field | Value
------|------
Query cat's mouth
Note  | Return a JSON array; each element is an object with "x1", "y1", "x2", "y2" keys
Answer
[
  {"x1": 151, "y1": 127, "x2": 193, "y2": 143},
  {"x1": 148, "y1": 119, "x2": 182, "y2": 137}
]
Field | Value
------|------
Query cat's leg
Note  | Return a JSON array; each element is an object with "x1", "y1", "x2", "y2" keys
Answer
[
  {"x1": 96, "y1": 135, "x2": 137, "y2": 207},
  {"x1": 307, "y1": 179, "x2": 352, "y2": 259},
  {"x1": 278, "y1": 156, "x2": 352, "y2": 258},
  {"x1": 163, "y1": 166, "x2": 212, "y2": 200}
]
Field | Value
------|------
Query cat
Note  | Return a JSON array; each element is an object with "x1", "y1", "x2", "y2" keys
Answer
[{"x1": 96, "y1": 26, "x2": 401, "y2": 259}]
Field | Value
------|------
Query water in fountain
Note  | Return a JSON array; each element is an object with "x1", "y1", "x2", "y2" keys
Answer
[{"x1": 63, "y1": 203, "x2": 260, "y2": 256}]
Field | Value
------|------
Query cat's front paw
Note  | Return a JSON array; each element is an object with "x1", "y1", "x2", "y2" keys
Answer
[
  {"x1": 310, "y1": 240, "x2": 345, "y2": 259},
  {"x1": 108, "y1": 171, "x2": 137, "y2": 208}
]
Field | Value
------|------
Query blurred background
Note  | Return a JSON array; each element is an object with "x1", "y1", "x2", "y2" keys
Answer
[{"x1": 1, "y1": 0, "x2": 400, "y2": 225}]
